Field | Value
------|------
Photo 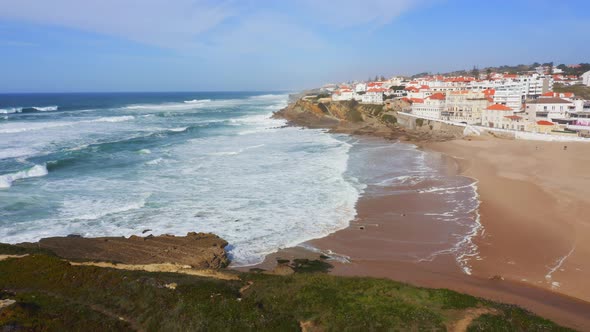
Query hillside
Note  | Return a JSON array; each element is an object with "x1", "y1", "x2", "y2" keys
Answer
[
  {"x1": 419, "y1": 62, "x2": 590, "y2": 78},
  {"x1": 554, "y1": 83, "x2": 590, "y2": 100},
  {"x1": 0, "y1": 243, "x2": 574, "y2": 331}
]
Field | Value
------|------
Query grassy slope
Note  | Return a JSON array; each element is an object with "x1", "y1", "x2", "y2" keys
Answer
[
  {"x1": 0, "y1": 247, "x2": 575, "y2": 331},
  {"x1": 553, "y1": 84, "x2": 590, "y2": 100}
]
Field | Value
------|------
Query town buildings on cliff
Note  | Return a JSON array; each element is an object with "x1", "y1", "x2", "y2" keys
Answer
[{"x1": 328, "y1": 70, "x2": 590, "y2": 137}]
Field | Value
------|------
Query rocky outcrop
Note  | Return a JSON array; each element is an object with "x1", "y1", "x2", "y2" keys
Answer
[
  {"x1": 274, "y1": 98, "x2": 462, "y2": 142},
  {"x1": 18, "y1": 232, "x2": 230, "y2": 269}
]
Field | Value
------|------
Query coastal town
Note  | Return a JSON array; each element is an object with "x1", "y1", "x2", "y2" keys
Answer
[{"x1": 323, "y1": 64, "x2": 590, "y2": 138}]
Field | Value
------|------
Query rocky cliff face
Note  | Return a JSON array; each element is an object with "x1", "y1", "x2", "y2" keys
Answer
[
  {"x1": 18, "y1": 232, "x2": 230, "y2": 269},
  {"x1": 274, "y1": 98, "x2": 462, "y2": 141}
]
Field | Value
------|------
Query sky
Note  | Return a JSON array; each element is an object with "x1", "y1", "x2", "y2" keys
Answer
[{"x1": 0, "y1": 0, "x2": 589, "y2": 92}]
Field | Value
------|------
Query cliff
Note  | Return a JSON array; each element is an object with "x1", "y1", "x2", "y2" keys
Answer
[
  {"x1": 17, "y1": 232, "x2": 230, "y2": 269},
  {"x1": 273, "y1": 98, "x2": 464, "y2": 141}
]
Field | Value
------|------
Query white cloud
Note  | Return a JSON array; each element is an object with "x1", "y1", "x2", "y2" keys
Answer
[
  {"x1": 209, "y1": 13, "x2": 324, "y2": 54},
  {"x1": 0, "y1": 0, "x2": 234, "y2": 48},
  {"x1": 0, "y1": 0, "x2": 429, "y2": 53},
  {"x1": 297, "y1": 0, "x2": 435, "y2": 27}
]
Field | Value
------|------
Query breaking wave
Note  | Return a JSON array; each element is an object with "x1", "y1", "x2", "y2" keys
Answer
[
  {"x1": 0, "y1": 107, "x2": 23, "y2": 114},
  {"x1": 0, "y1": 164, "x2": 48, "y2": 189}
]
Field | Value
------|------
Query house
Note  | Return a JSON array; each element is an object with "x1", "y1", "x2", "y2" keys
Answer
[
  {"x1": 388, "y1": 76, "x2": 404, "y2": 86},
  {"x1": 332, "y1": 87, "x2": 354, "y2": 101},
  {"x1": 411, "y1": 93, "x2": 446, "y2": 119},
  {"x1": 482, "y1": 103, "x2": 519, "y2": 129},
  {"x1": 525, "y1": 97, "x2": 575, "y2": 124},
  {"x1": 355, "y1": 83, "x2": 367, "y2": 93},
  {"x1": 362, "y1": 87, "x2": 386, "y2": 104},
  {"x1": 540, "y1": 92, "x2": 574, "y2": 100},
  {"x1": 405, "y1": 85, "x2": 431, "y2": 99},
  {"x1": 535, "y1": 120, "x2": 557, "y2": 134},
  {"x1": 443, "y1": 90, "x2": 491, "y2": 124},
  {"x1": 582, "y1": 71, "x2": 590, "y2": 86}
]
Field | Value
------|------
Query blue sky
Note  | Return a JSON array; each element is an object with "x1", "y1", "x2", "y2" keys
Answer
[{"x1": 0, "y1": 0, "x2": 588, "y2": 92}]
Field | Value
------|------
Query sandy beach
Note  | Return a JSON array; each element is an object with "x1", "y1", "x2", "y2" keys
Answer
[
  {"x1": 426, "y1": 137, "x2": 590, "y2": 299},
  {"x1": 252, "y1": 135, "x2": 590, "y2": 330}
]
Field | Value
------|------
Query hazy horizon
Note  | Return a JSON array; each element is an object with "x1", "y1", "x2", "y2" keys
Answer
[{"x1": 1, "y1": 0, "x2": 589, "y2": 93}]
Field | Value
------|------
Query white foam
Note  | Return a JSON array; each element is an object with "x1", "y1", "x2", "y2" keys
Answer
[
  {"x1": 146, "y1": 158, "x2": 165, "y2": 165},
  {"x1": 0, "y1": 164, "x2": 48, "y2": 189},
  {"x1": 0, "y1": 116, "x2": 134, "y2": 134},
  {"x1": 417, "y1": 181, "x2": 482, "y2": 275},
  {"x1": 138, "y1": 149, "x2": 151, "y2": 154},
  {"x1": 58, "y1": 193, "x2": 151, "y2": 221},
  {"x1": 124, "y1": 102, "x2": 208, "y2": 111},
  {"x1": 88, "y1": 116, "x2": 134, "y2": 123},
  {"x1": 209, "y1": 144, "x2": 266, "y2": 156},
  {"x1": 168, "y1": 127, "x2": 188, "y2": 132},
  {"x1": 0, "y1": 107, "x2": 23, "y2": 114},
  {"x1": 545, "y1": 245, "x2": 576, "y2": 280},
  {"x1": 184, "y1": 99, "x2": 211, "y2": 104},
  {"x1": 32, "y1": 106, "x2": 59, "y2": 112}
]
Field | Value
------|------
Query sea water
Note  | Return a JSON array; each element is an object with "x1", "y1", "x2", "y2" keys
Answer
[{"x1": 0, "y1": 92, "x2": 360, "y2": 265}]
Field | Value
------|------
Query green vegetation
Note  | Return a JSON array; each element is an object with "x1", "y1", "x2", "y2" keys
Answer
[
  {"x1": 429, "y1": 62, "x2": 589, "y2": 77},
  {"x1": 416, "y1": 118, "x2": 424, "y2": 127},
  {"x1": 360, "y1": 104, "x2": 384, "y2": 117},
  {"x1": 381, "y1": 114, "x2": 397, "y2": 124},
  {"x1": 336, "y1": 100, "x2": 364, "y2": 122},
  {"x1": 468, "y1": 306, "x2": 573, "y2": 332},
  {"x1": 554, "y1": 83, "x2": 590, "y2": 100},
  {"x1": 0, "y1": 246, "x2": 574, "y2": 331},
  {"x1": 0, "y1": 243, "x2": 55, "y2": 256}
]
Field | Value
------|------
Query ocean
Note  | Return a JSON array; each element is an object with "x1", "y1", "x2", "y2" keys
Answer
[
  {"x1": 0, "y1": 92, "x2": 362, "y2": 265},
  {"x1": 0, "y1": 92, "x2": 479, "y2": 270}
]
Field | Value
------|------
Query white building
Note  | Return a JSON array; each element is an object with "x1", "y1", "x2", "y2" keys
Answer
[
  {"x1": 525, "y1": 97, "x2": 575, "y2": 124},
  {"x1": 482, "y1": 103, "x2": 523, "y2": 129},
  {"x1": 492, "y1": 82, "x2": 523, "y2": 110},
  {"x1": 515, "y1": 74, "x2": 552, "y2": 97},
  {"x1": 362, "y1": 87, "x2": 386, "y2": 104},
  {"x1": 332, "y1": 87, "x2": 354, "y2": 101},
  {"x1": 355, "y1": 83, "x2": 367, "y2": 93},
  {"x1": 388, "y1": 77, "x2": 405, "y2": 86},
  {"x1": 582, "y1": 71, "x2": 590, "y2": 86},
  {"x1": 411, "y1": 93, "x2": 446, "y2": 119},
  {"x1": 443, "y1": 90, "x2": 491, "y2": 124},
  {"x1": 405, "y1": 86, "x2": 432, "y2": 100}
]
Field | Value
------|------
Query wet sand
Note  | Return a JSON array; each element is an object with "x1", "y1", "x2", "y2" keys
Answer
[{"x1": 249, "y1": 135, "x2": 590, "y2": 330}]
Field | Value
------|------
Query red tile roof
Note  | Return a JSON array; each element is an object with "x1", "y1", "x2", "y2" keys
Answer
[
  {"x1": 428, "y1": 93, "x2": 446, "y2": 100},
  {"x1": 537, "y1": 120, "x2": 554, "y2": 126},
  {"x1": 367, "y1": 87, "x2": 387, "y2": 93},
  {"x1": 486, "y1": 104, "x2": 513, "y2": 111},
  {"x1": 528, "y1": 97, "x2": 572, "y2": 104},
  {"x1": 542, "y1": 92, "x2": 574, "y2": 98}
]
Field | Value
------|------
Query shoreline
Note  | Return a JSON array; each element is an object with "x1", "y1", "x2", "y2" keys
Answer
[{"x1": 243, "y1": 128, "x2": 590, "y2": 329}]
